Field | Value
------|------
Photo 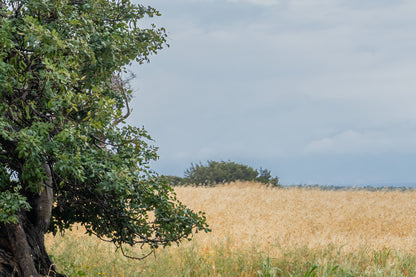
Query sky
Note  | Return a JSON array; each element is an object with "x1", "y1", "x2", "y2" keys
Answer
[{"x1": 127, "y1": 0, "x2": 416, "y2": 186}]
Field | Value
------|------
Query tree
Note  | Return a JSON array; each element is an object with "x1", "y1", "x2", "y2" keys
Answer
[
  {"x1": 0, "y1": 1, "x2": 209, "y2": 276},
  {"x1": 256, "y1": 167, "x2": 280, "y2": 186},
  {"x1": 183, "y1": 161, "x2": 280, "y2": 186}
]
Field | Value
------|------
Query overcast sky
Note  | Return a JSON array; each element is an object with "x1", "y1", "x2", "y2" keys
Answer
[{"x1": 127, "y1": 0, "x2": 416, "y2": 185}]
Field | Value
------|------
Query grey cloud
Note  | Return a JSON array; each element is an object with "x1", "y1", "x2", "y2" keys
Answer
[{"x1": 127, "y1": 0, "x2": 416, "y2": 184}]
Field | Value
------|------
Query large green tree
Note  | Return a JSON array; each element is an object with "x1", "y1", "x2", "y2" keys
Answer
[{"x1": 0, "y1": 1, "x2": 209, "y2": 276}]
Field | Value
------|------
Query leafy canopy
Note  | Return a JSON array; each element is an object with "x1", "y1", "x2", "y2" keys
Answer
[
  {"x1": 179, "y1": 161, "x2": 280, "y2": 186},
  {"x1": 0, "y1": 0, "x2": 209, "y2": 257}
]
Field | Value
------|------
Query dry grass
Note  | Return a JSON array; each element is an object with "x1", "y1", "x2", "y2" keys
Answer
[
  {"x1": 45, "y1": 182, "x2": 416, "y2": 276},
  {"x1": 174, "y1": 182, "x2": 416, "y2": 253}
]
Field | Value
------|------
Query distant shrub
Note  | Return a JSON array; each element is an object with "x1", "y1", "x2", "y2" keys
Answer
[
  {"x1": 163, "y1": 175, "x2": 187, "y2": 187},
  {"x1": 178, "y1": 161, "x2": 279, "y2": 187}
]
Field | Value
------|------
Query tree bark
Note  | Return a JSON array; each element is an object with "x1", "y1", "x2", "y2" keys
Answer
[
  {"x1": 0, "y1": 163, "x2": 65, "y2": 277},
  {"x1": 6, "y1": 222, "x2": 40, "y2": 277}
]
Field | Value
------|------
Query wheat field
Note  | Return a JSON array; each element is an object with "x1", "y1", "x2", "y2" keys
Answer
[
  {"x1": 46, "y1": 182, "x2": 416, "y2": 276},
  {"x1": 174, "y1": 182, "x2": 416, "y2": 253}
]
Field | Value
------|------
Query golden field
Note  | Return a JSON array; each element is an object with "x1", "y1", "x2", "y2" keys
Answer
[
  {"x1": 46, "y1": 182, "x2": 416, "y2": 276},
  {"x1": 174, "y1": 182, "x2": 416, "y2": 253}
]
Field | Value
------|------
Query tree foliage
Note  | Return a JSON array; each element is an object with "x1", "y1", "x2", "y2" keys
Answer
[
  {"x1": 176, "y1": 161, "x2": 280, "y2": 186},
  {"x1": 0, "y1": 0, "x2": 209, "y2": 276}
]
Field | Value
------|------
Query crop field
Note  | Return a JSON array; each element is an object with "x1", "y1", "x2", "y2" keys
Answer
[{"x1": 46, "y1": 182, "x2": 416, "y2": 276}]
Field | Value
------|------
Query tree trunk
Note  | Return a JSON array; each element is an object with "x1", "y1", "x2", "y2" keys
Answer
[
  {"x1": 0, "y1": 163, "x2": 65, "y2": 277},
  {"x1": 0, "y1": 217, "x2": 65, "y2": 277}
]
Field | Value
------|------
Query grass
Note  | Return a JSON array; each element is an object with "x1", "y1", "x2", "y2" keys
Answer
[{"x1": 45, "y1": 182, "x2": 416, "y2": 276}]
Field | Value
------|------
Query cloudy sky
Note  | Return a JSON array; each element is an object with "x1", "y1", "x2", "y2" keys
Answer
[{"x1": 127, "y1": 0, "x2": 416, "y2": 185}]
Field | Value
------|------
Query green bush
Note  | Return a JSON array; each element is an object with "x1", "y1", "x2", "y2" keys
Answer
[
  {"x1": 173, "y1": 161, "x2": 279, "y2": 187},
  {"x1": 163, "y1": 175, "x2": 187, "y2": 187}
]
